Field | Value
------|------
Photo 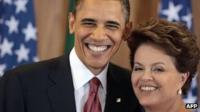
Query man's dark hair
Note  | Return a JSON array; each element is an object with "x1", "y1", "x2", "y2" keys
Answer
[{"x1": 71, "y1": 0, "x2": 130, "y2": 23}]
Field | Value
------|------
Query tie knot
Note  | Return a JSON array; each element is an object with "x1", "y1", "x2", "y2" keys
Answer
[{"x1": 89, "y1": 77, "x2": 101, "y2": 89}]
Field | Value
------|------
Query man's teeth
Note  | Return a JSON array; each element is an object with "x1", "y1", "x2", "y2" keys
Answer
[
  {"x1": 140, "y1": 86, "x2": 157, "y2": 91},
  {"x1": 88, "y1": 44, "x2": 108, "y2": 52}
]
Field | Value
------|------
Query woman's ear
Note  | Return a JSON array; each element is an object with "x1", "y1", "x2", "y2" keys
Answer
[
  {"x1": 122, "y1": 22, "x2": 132, "y2": 41},
  {"x1": 180, "y1": 72, "x2": 189, "y2": 86},
  {"x1": 69, "y1": 12, "x2": 75, "y2": 34}
]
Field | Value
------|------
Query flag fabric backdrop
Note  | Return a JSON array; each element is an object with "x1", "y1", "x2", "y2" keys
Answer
[
  {"x1": 0, "y1": 0, "x2": 37, "y2": 77},
  {"x1": 159, "y1": 0, "x2": 198, "y2": 104},
  {"x1": 65, "y1": 0, "x2": 76, "y2": 53}
]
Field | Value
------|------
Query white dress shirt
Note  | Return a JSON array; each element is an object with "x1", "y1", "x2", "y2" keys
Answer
[{"x1": 69, "y1": 48, "x2": 108, "y2": 112}]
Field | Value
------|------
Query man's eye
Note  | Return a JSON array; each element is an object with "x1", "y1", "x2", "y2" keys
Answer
[
  {"x1": 106, "y1": 24, "x2": 119, "y2": 30},
  {"x1": 81, "y1": 22, "x2": 95, "y2": 27}
]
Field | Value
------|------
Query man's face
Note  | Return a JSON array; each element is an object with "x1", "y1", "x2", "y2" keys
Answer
[{"x1": 69, "y1": 0, "x2": 128, "y2": 74}]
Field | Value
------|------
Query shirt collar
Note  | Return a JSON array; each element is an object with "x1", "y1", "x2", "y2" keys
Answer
[{"x1": 69, "y1": 48, "x2": 108, "y2": 92}]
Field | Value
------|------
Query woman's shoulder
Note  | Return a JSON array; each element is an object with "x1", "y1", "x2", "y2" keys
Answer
[{"x1": 179, "y1": 104, "x2": 192, "y2": 112}]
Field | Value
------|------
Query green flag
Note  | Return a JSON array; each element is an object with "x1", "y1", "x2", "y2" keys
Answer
[{"x1": 65, "y1": 0, "x2": 76, "y2": 53}]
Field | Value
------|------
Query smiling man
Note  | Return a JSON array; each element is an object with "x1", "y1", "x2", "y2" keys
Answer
[
  {"x1": 69, "y1": 0, "x2": 128, "y2": 75},
  {"x1": 0, "y1": 0, "x2": 141, "y2": 112}
]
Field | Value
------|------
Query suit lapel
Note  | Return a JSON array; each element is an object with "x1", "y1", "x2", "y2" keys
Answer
[
  {"x1": 104, "y1": 64, "x2": 142, "y2": 112},
  {"x1": 47, "y1": 55, "x2": 76, "y2": 112},
  {"x1": 104, "y1": 64, "x2": 123, "y2": 112}
]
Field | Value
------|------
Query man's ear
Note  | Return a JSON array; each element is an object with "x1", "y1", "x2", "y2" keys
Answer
[
  {"x1": 122, "y1": 21, "x2": 132, "y2": 41},
  {"x1": 69, "y1": 12, "x2": 75, "y2": 34}
]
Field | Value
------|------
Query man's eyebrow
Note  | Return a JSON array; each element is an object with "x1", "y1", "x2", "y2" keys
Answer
[
  {"x1": 81, "y1": 18, "x2": 96, "y2": 23},
  {"x1": 106, "y1": 21, "x2": 120, "y2": 26}
]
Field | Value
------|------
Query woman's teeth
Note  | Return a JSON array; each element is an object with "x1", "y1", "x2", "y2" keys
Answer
[{"x1": 140, "y1": 86, "x2": 157, "y2": 91}]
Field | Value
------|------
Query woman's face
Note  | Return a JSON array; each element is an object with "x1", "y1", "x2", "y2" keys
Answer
[{"x1": 131, "y1": 43, "x2": 187, "y2": 107}]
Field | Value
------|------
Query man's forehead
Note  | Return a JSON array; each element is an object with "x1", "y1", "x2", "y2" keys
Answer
[
  {"x1": 76, "y1": 0, "x2": 124, "y2": 15},
  {"x1": 76, "y1": 1, "x2": 125, "y2": 22},
  {"x1": 74, "y1": 0, "x2": 128, "y2": 23}
]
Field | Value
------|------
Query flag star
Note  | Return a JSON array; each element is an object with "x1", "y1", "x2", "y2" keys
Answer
[
  {"x1": 161, "y1": 1, "x2": 183, "y2": 21},
  {"x1": 191, "y1": 76, "x2": 197, "y2": 88},
  {"x1": 15, "y1": 44, "x2": 30, "y2": 63},
  {"x1": 184, "y1": 77, "x2": 197, "y2": 103},
  {"x1": 184, "y1": 91, "x2": 197, "y2": 103},
  {"x1": 0, "y1": 38, "x2": 14, "y2": 57},
  {"x1": 23, "y1": 22, "x2": 37, "y2": 42},
  {"x1": 0, "y1": 64, "x2": 6, "y2": 77},
  {"x1": 0, "y1": 18, "x2": 3, "y2": 24},
  {"x1": 33, "y1": 56, "x2": 39, "y2": 62},
  {"x1": 5, "y1": 16, "x2": 19, "y2": 34},
  {"x1": 3, "y1": 0, "x2": 12, "y2": 5},
  {"x1": 12, "y1": 65, "x2": 16, "y2": 69},
  {"x1": 14, "y1": 0, "x2": 28, "y2": 14},
  {"x1": 182, "y1": 13, "x2": 192, "y2": 29}
]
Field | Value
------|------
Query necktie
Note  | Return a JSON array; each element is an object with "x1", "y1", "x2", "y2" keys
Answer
[{"x1": 84, "y1": 77, "x2": 102, "y2": 112}]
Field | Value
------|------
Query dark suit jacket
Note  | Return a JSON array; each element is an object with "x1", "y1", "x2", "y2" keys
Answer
[{"x1": 0, "y1": 54, "x2": 141, "y2": 112}]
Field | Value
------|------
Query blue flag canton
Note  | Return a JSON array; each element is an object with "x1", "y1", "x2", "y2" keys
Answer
[
  {"x1": 0, "y1": 0, "x2": 38, "y2": 77},
  {"x1": 159, "y1": 0, "x2": 198, "y2": 104},
  {"x1": 159, "y1": 0, "x2": 192, "y2": 29}
]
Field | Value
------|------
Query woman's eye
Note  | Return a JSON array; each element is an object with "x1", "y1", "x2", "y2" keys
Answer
[
  {"x1": 133, "y1": 67, "x2": 143, "y2": 71},
  {"x1": 152, "y1": 67, "x2": 165, "y2": 73}
]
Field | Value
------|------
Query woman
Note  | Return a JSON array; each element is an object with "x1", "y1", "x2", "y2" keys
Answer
[{"x1": 127, "y1": 19, "x2": 200, "y2": 112}]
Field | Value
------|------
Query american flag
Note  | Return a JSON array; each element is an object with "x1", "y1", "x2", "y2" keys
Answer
[
  {"x1": 159, "y1": 0, "x2": 198, "y2": 108},
  {"x1": 0, "y1": 0, "x2": 37, "y2": 77}
]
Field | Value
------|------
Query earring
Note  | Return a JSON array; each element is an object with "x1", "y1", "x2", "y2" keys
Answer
[{"x1": 178, "y1": 89, "x2": 182, "y2": 95}]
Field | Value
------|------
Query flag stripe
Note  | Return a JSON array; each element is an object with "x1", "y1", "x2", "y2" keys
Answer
[{"x1": 65, "y1": 0, "x2": 76, "y2": 53}]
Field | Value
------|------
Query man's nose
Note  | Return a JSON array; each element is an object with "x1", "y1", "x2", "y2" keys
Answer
[{"x1": 91, "y1": 26, "x2": 107, "y2": 41}]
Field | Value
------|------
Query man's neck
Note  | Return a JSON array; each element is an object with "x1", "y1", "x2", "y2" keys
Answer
[{"x1": 87, "y1": 65, "x2": 106, "y2": 75}]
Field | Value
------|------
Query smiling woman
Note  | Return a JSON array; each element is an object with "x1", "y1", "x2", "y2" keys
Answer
[{"x1": 127, "y1": 19, "x2": 200, "y2": 112}]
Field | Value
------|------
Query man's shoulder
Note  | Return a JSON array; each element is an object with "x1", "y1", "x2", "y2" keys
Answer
[
  {"x1": 108, "y1": 63, "x2": 131, "y2": 75},
  {"x1": 107, "y1": 63, "x2": 131, "y2": 82},
  {"x1": 2, "y1": 55, "x2": 68, "y2": 79}
]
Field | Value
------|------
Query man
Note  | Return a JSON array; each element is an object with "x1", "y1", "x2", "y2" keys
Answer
[{"x1": 0, "y1": 0, "x2": 141, "y2": 112}]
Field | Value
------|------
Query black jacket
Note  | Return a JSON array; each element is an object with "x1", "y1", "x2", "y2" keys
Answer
[{"x1": 0, "y1": 54, "x2": 141, "y2": 112}]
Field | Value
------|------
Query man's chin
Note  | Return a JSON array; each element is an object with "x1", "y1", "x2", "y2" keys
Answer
[{"x1": 87, "y1": 62, "x2": 107, "y2": 74}]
